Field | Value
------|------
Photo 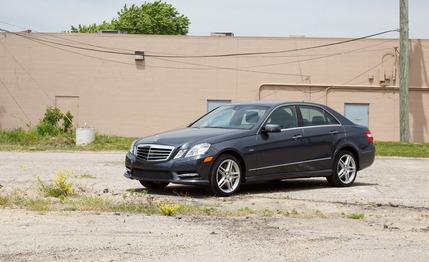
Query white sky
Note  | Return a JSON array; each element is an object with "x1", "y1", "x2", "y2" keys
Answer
[{"x1": 0, "y1": 0, "x2": 427, "y2": 38}]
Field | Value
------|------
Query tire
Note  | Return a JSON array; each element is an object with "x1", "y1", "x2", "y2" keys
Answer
[
  {"x1": 208, "y1": 154, "x2": 242, "y2": 196},
  {"x1": 139, "y1": 180, "x2": 169, "y2": 189},
  {"x1": 327, "y1": 150, "x2": 358, "y2": 187}
]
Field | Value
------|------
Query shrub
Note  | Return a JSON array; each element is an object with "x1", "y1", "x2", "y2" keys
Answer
[
  {"x1": 38, "y1": 171, "x2": 75, "y2": 198},
  {"x1": 36, "y1": 121, "x2": 61, "y2": 136},
  {"x1": 63, "y1": 111, "x2": 74, "y2": 132},
  {"x1": 35, "y1": 107, "x2": 74, "y2": 136},
  {"x1": 42, "y1": 107, "x2": 63, "y2": 126}
]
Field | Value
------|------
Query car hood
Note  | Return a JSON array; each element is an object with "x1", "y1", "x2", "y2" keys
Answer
[{"x1": 137, "y1": 127, "x2": 247, "y2": 147}]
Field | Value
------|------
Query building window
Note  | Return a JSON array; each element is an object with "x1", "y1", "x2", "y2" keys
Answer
[
  {"x1": 207, "y1": 99, "x2": 231, "y2": 112},
  {"x1": 344, "y1": 103, "x2": 370, "y2": 127}
]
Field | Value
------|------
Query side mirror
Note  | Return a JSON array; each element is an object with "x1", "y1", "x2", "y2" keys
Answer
[{"x1": 261, "y1": 124, "x2": 281, "y2": 134}]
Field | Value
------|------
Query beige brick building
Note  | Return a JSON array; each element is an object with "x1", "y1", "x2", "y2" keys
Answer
[{"x1": 0, "y1": 32, "x2": 428, "y2": 142}]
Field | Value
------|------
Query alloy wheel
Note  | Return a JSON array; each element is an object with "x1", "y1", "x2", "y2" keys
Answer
[
  {"x1": 337, "y1": 154, "x2": 356, "y2": 184},
  {"x1": 216, "y1": 159, "x2": 241, "y2": 194}
]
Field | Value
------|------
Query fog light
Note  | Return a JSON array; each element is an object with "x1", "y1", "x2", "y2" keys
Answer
[{"x1": 178, "y1": 173, "x2": 199, "y2": 178}]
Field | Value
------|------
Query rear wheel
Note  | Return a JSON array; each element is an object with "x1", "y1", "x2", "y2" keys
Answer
[
  {"x1": 139, "y1": 180, "x2": 169, "y2": 189},
  {"x1": 208, "y1": 154, "x2": 242, "y2": 196},
  {"x1": 327, "y1": 150, "x2": 357, "y2": 187}
]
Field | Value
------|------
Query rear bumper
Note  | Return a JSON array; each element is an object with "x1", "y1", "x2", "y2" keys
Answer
[
  {"x1": 358, "y1": 144, "x2": 375, "y2": 170},
  {"x1": 124, "y1": 152, "x2": 211, "y2": 185}
]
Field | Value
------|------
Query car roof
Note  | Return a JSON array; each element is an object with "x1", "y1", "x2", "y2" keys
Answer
[{"x1": 227, "y1": 101, "x2": 327, "y2": 108}]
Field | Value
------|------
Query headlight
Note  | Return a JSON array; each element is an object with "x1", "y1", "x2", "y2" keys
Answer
[
  {"x1": 185, "y1": 143, "x2": 211, "y2": 158},
  {"x1": 174, "y1": 148, "x2": 187, "y2": 159},
  {"x1": 129, "y1": 140, "x2": 138, "y2": 155}
]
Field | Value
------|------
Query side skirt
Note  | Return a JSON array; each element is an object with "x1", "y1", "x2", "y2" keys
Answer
[{"x1": 244, "y1": 169, "x2": 332, "y2": 182}]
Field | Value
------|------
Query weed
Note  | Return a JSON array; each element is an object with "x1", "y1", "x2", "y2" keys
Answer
[
  {"x1": 236, "y1": 207, "x2": 255, "y2": 216},
  {"x1": 261, "y1": 208, "x2": 275, "y2": 217},
  {"x1": 347, "y1": 212, "x2": 365, "y2": 220},
  {"x1": 0, "y1": 195, "x2": 10, "y2": 206},
  {"x1": 314, "y1": 210, "x2": 328, "y2": 218},
  {"x1": 159, "y1": 203, "x2": 179, "y2": 216},
  {"x1": 201, "y1": 207, "x2": 219, "y2": 216},
  {"x1": 38, "y1": 171, "x2": 75, "y2": 198},
  {"x1": 80, "y1": 173, "x2": 96, "y2": 179}
]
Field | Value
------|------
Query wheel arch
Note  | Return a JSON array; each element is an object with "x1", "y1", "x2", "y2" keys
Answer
[
  {"x1": 215, "y1": 149, "x2": 247, "y2": 182},
  {"x1": 335, "y1": 144, "x2": 360, "y2": 170}
]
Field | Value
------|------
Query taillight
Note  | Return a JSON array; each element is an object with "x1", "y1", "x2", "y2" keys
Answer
[{"x1": 363, "y1": 130, "x2": 374, "y2": 142}]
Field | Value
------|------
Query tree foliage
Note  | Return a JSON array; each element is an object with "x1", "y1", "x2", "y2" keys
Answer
[{"x1": 70, "y1": 1, "x2": 190, "y2": 35}]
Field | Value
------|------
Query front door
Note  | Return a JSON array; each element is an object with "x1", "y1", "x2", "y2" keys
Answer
[{"x1": 248, "y1": 105, "x2": 305, "y2": 178}]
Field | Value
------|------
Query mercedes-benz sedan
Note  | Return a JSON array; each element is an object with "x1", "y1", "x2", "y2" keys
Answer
[{"x1": 124, "y1": 102, "x2": 375, "y2": 196}]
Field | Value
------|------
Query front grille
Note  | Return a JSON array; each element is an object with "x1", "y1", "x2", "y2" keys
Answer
[{"x1": 136, "y1": 144, "x2": 175, "y2": 161}]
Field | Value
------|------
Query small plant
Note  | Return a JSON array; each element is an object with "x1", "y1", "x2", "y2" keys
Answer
[
  {"x1": 38, "y1": 171, "x2": 75, "y2": 198},
  {"x1": 63, "y1": 111, "x2": 74, "y2": 132},
  {"x1": 80, "y1": 173, "x2": 96, "y2": 179},
  {"x1": 159, "y1": 203, "x2": 179, "y2": 216},
  {"x1": 346, "y1": 212, "x2": 365, "y2": 220},
  {"x1": 261, "y1": 208, "x2": 275, "y2": 217},
  {"x1": 202, "y1": 207, "x2": 218, "y2": 216},
  {"x1": 0, "y1": 195, "x2": 10, "y2": 206}
]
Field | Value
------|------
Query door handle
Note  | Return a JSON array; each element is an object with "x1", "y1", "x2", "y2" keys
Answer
[
  {"x1": 292, "y1": 134, "x2": 302, "y2": 139},
  {"x1": 329, "y1": 130, "x2": 339, "y2": 135}
]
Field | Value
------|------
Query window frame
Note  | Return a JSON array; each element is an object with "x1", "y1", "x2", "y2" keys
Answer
[
  {"x1": 259, "y1": 105, "x2": 301, "y2": 133},
  {"x1": 258, "y1": 104, "x2": 342, "y2": 134},
  {"x1": 297, "y1": 105, "x2": 340, "y2": 127}
]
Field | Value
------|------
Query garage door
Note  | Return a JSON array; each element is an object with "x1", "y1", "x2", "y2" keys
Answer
[{"x1": 344, "y1": 103, "x2": 369, "y2": 127}]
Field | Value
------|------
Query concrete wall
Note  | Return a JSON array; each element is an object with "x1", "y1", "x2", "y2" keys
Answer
[{"x1": 0, "y1": 33, "x2": 428, "y2": 141}]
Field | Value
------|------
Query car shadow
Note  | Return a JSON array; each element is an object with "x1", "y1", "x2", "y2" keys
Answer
[{"x1": 126, "y1": 178, "x2": 377, "y2": 198}]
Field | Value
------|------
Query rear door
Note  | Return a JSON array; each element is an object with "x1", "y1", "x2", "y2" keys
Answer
[{"x1": 297, "y1": 105, "x2": 344, "y2": 172}]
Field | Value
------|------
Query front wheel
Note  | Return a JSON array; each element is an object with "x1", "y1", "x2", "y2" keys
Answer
[
  {"x1": 327, "y1": 150, "x2": 358, "y2": 187},
  {"x1": 139, "y1": 180, "x2": 169, "y2": 189},
  {"x1": 208, "y1": 154, "x2": 242, "y2": 196}
]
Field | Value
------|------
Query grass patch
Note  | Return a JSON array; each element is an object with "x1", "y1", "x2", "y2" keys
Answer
[
  {"x1": 0, "y1": 128, "x2": 135, "y2": 151},
  {"x1": 346, "y1": 212, "x2": 365, "y2": 220},
  {"x1": 0, "y1": 190, "x2": 334, "y2": 219},
  {"x1": 0, "y1": 191, "x2": 51, "y2": 213},
  {"x1": 375, "y1": 141, "x2": 429, "y2": 158}
]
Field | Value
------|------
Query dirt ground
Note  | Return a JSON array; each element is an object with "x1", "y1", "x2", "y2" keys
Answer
[{"x1": 0, "y1": 151, "x2": 428, "y2": 262}]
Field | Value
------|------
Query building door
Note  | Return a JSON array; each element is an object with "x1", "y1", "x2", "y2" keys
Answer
[
  {"x1": 344, "y1": 103, "x2": 369, "y2": 127},
  {"x1": 55, "y1": 96, "x2": 79, "y2": 127},
  {"x1": 207, "y1": 99, "x2": 231, "y2": 112}
]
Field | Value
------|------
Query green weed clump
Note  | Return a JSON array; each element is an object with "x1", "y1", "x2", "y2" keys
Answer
[
  {"x1": 38, "y1": 171, "x2": 75, "y2": 198},
  {"x1": 346, "y1": 212, "x2": 365, "y2": 220},
  {"x1": 158, "y1": 203, "x2": 179, "y2": 216}
]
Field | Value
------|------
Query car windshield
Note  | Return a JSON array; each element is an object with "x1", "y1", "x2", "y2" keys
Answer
[{"x1": 191, "y1": 105, "x2": 270, "y2": 129}]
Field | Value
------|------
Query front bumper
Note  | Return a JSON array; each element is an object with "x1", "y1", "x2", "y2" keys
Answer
[{"x1": 124, "y1": 152, "x2": 212, "y2": 185}]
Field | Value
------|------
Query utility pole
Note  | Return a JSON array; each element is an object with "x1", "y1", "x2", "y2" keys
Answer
[{"x1": 399, "y1": 0, "x2": 410, "y2": 142}]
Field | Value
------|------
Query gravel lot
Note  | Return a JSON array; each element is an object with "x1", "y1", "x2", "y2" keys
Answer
[{"x1": 0, "y1": 151, "x2": 428, "y2": 261}]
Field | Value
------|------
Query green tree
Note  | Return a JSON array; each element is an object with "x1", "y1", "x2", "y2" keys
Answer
[{"x1": 70, "y1": 1, "x2": 190, "y2": 35}]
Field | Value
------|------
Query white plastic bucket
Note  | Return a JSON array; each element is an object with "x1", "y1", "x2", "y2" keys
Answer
[{"x1": 76, "y1": 127, "x2": 96, "y2": 145}]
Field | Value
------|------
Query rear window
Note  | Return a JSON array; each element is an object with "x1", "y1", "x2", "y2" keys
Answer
[{"x1": 299, "y1": 106, "x2": 339, "y2": 127}]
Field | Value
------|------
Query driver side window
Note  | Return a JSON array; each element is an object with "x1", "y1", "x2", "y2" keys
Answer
[{"x1": 267, "y1": 106, "x2": 298, "y2": 129}]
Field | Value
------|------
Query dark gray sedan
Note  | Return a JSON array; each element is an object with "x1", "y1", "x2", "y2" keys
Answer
[{"x1": 125, "y1": 102, "x2": 375, "y2": 196}]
